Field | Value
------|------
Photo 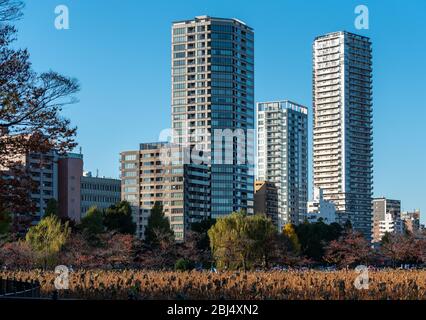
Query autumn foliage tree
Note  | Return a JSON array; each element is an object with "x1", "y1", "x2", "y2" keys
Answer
[
  {"x1": 324, "y1": 231, "x2": 373, "y2": 268},
  {"x1": 380, "y1": 232, "x2": 425, "y2": 267},
  {"x1": 0, "y1": 0, "x2": 79, "y2": 224}
]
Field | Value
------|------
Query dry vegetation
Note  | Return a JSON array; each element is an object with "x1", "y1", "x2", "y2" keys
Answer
[{"x1": 1, "y1": 269, "x2": 426, "y2": 300}]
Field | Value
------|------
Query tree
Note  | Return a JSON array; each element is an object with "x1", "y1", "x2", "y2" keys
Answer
[
  {"x1": 0, "y1": 210, "x2": 11, "y2": 236},
  {"x1": 282, "y1": 224, "x2": 301, "y2": 255},
  {"x1": 25, "y1": 215, "x2": 70, "y2": 268},
  {"x1": 44, "y1": 198, "x2": 59, "y2": 217},
  {"x1": 295, "y1": 221, "x2": 342, "y2": 263},
  {"x1": 324, "y1": 231, "x2": 372, "y2": 268},
  {"x1": 190, "y1": 218, "x2": 216, "y2": 251},
  {"x1": 208, "y1": 212, "x2": 277, "y2": 271},
  {"x1": 103, "y1": 201, "x2": 136, "y2": 235},
  {"x1": 79, "y1": 207, "x2": 104, "y2": 245},
  {"x1": 59, "y1": 231, "x2": 138, "y2": 269},
  {"x1": 380, "y1": 233, "x2": 424, "y2": 266},
  {"x1": 0, "y1": 240, "x2": 35, "y2": 269},
  {"x1": 144, "y1": 202, "x2": 174, "y2": 246},
  {"x1": 0, "y1": 0, "x2": 79, "y2": 218}
]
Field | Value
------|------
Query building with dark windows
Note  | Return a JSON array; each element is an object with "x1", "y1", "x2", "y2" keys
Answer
[
  {"x1": 80, "y1": 171, "x2": 121, "y2": 217},
  {"x1": 171, "y1": 16, "x2": 255, "y2": 223},
  {"x1": 257, "y1": 101, "x2": 308, "y2": 229},
  {"x1": 313, "y1": 31, "x2": 373, "y2": 240},
  {"x1": 254, "y1": 181, "x2": 279, "y2": 227}
]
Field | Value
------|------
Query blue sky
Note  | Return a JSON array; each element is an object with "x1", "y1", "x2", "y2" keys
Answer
[{"x1": 14, "y1": 0, "x2": 425, "y2": 221}]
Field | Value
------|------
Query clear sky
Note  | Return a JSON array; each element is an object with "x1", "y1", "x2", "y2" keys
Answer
[{"x1": 14, "y1": 0, "x2": 426, "y2": 221}]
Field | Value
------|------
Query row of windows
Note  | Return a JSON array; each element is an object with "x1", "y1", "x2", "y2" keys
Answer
[
  {"x1": 81, "y1": 195, "x2": 120, "y2": 202},
  {"x1": 81, "y1": 183, "x2": 120, "y2": 192}
]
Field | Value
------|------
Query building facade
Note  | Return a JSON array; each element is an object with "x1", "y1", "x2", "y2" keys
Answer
[
  {"x1": 120, "y1": 143, "x2": 189, "y2": 241},
  {"x1": 397, "y1": 209, "x2": 421, "y2": 234},
  {"x1": 171, "y1": 16, "x2": 255, "y2": 222},
  {"x1": 254, "y1": 180, "x2": 279, "y2": 227},
  {"x1": 25, "y1": 151, "x2": 59, "y2": 223},
  {"x1": 58, "y1": 153, "x2": 83, "y2": 222},
  {"x1": 80, "y1": 172, "x2": 121, "y2": 217},
  {"x1": 313, "y1": 31, "x2": 373, "y2": 239},
  {"x1": 257, "y1": 101, "x2": 308, "y2": 228},
  {"x1": 372, "y1": 198, "x2": 401, "y2": 242},
  {"x1": 305, "y1": 187, "x2": 337, "y2": 224}
]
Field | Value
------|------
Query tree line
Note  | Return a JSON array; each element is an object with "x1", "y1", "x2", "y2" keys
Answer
[{"x1": 1, "y1": 203, "x2": 426, "y2": 271}]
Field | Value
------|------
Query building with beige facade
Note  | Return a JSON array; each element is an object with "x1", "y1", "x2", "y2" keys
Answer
[
  {"x1": 120, "y1": 143, "x2": 188, "y2": 241},
  {"x1": 254, "y1": 180, "x2": 279, "y2": 228}
]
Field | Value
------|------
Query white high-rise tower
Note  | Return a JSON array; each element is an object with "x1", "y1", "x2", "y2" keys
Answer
[{"x1": 313, "y1": 31, "x2": 373, "y2": 239}]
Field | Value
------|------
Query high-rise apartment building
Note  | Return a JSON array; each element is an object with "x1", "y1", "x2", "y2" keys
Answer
[
  {"x1": 313, "y1": 31, "x2": 373, "y2": 239},
  {"x1": 120, "y1": 143, "x2": 188, "y2": 241},
  {"x1": 171, "y1": 16, "x2": 255, "y2": 222},
  {"x1": 257, "y1": 101, "x2": 308, "y2": 229}
]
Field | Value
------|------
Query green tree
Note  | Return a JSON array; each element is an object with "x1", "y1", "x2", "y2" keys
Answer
[
  {"x1": 295, "y1": 221, "x2": 342, "y2": 263},
  {"x1": 79, "y1": 207, "x2": 105, "y2": 245},
  {"x1": 208, "y1": 212, "x2": 277, "y2": 271},
  {"x1": 190, "y1": 218, "x2": 216, "y2": 251},
  {"x1": 145, "y1": 202, "x2": 174, "y2": 246},
  {"x1": 25, "y1": 215, "x2": 70, "y2": 268},
  {"x1": 283, "y1": 223, "x2": 301, "y2": 255},
  {"x1": 103, "y1": 201, "x2": 136, "y2": 235},
  {"x1": 175, "y1": 258, "x2": 194, "y2": 272},
  {"x1": 44, "y1": 198, "x2": 59, "y2": 217},
  {"x1": 0, "y1": 211, "x2": 11, "y2": 242}
]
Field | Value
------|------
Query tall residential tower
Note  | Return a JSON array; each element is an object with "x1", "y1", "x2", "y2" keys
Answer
[
  {"x1": 171, "y1": 16, "x2": 255, "y2": 222},
  {"x1": 257, "y1": 101, "x2": 308, "y2": 229},
  {"x1": 313, "y1": 31, "x2": 373, "y2": 239}
]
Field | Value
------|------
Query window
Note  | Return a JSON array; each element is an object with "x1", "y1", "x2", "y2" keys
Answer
[
  {"x1": 124, "y1": 187, "x2": 137, "y2": 193},
  {"x1": 173, "y1": 27, "x2": 185, "y2": 35},
  {"x1": 124, "y1": 154, "x2": 137, "y2": 161},
  {"x1": 173, "y1": 44, "x2": 185, "y2": 51}
]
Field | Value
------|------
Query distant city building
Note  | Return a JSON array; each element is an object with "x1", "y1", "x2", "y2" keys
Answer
[
  {"x1": 397, "y1": 209, "x2": 421, "y2": 234},
  {"x1": 171, "y1": 16, "x2": 255, "y2": 222},
  {"x1": 305, "y1": 187, "x2": 337, "y2": 224},
  {"x1": 24, "y1": 151, "x2": 59, "y2": 223},
  {"x1": 257, "y1": 101, "x2": 308, "y2": 228},
  {"x1": 120, "y1": 143, "x2": 187, "y2": 241},
  {"x1": 58, "y1": 153, "x2": 83, "y2": 222},
  {"x1": 254, "y1": 181, "x2": 279, "y2": 228},
  {"x1": 313, "y1": 31, "x2": 373, "y2": 239},
  {"x1": 377, "y1": 212, "x2": 396, "y2": 240},
  {"x1": 372, "y1": 198, "x2": 401, "y2": 242},
  {"x1": 80, "y1": 171, "x2": 121, "y2": 217}
]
